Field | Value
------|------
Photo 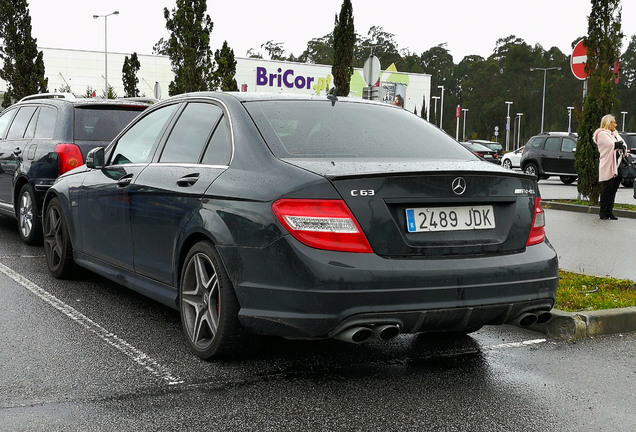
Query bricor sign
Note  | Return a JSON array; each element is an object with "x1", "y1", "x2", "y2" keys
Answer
[
  {"x1": 256, "y1": 66, "x2": 332, "y2": 94},
  {"x1": 571, "y1": 40, "x2": 590, "y2": 80}
]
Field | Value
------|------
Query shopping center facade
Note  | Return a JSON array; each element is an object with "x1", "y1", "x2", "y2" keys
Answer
[{"x1": 0, "y1": 47, "x2": 432, "y2": 117}]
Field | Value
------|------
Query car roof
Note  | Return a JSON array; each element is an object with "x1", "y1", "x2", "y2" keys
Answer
[{"x1": 16, "y1": 93, "x2": 153, "y2": 109}]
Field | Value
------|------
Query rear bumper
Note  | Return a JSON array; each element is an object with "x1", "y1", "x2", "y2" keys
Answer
[{"x1": 218, "y1": 237, "x2": 559, "y2": 339}]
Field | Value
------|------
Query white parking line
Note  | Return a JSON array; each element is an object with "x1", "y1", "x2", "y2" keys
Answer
[
  {"x1": 486, "y1": 338, "x2": 547, "y2": 350},
  {"x1": 0, "y1": 262, "x2": 183, "y2": 386}
]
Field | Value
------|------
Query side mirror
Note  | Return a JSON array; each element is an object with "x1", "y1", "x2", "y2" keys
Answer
[
  {"x1": 572, "y1": 147, "x2": 576, "y2": 153},
  {"x1": 86, "y1": 147, "x2": 105, "y2": 169}
]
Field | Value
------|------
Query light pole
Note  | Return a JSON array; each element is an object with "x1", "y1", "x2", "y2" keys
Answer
[
  {"x1": 530, "y1": 66, "x2": 561, "y2": 133},
  {"x1": 505, "y1": 101, "x2": 513, "y2": 152},
  {"x1": 438, "y1": 85, "x2": 445, "y2": 129},
  {"x1": 516, "y1": 113, "x2": 523, "y2": 148},
  {"x1": 567, "y1": 106, "x2": 574, "y2": 133},
  {"x1": 621, "y1": 111, "x2": 628, "y2": 132},
  {"x1": 462, "y1": 108, "x2": 468, "y2": 141},
  {"x1": 93, "y1": 11, "x2": 119, "y2": 97},
  {"x1": 431, "y1": 96, "x2": 440, "y2": 125}
]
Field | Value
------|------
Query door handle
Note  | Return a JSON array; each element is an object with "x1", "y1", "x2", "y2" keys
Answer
[
  {"x1": 117, "y1": 174, "x2": 133, "y2": 187},
  {"x1": 177, "y1": 173, "x2": 199, "y2": 187}
]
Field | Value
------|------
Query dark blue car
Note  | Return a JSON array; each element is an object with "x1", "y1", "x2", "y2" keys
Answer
[{"x1": 43, "y1": 92, "x2": 558, "y2": 359}]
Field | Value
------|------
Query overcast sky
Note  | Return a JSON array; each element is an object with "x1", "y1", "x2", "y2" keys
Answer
[{"x1": 26, "y1": 0, "x2": 636, "y2": 64}]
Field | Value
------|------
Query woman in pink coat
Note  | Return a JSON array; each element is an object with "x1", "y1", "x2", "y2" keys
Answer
[{"x1": 594, "y1": 114, "x2": 626, "y2": 220}]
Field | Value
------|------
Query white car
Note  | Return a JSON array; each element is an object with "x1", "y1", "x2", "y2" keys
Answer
[{"x1": 501, "y1": 146, "x2": 524, "y2": 169}]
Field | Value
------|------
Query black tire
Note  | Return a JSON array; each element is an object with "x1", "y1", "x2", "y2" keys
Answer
[
  {"x1": 502, "y1": 159, "x2": 513, "y2": 169},
  {"x1": 560, "y1": 176, "x2": 577, "y2": 184},
  {"x1": 523, "y1": 162, "x2": 540, "y2": 179},
  {"x1": 43, "y1": 197, "x2": 76, "y2": 279},
  {"x1": 17, "y1": 184, "x2": 43, "y2": 245},
  {"x1": 622, "y1": 178, "x2": 634, "y2": 188},
  {"x1": 179, "y1": 240, "x2": 260, "y2": 360}
]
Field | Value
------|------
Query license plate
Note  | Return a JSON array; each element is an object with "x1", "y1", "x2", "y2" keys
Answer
[{"x1": 406, "y1": 205, "x2": 495, "y2": 232}]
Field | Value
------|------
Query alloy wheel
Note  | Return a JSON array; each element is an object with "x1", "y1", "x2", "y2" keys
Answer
[{"x1": 181, "y1": 252, "x2": 220, "y2": 350}]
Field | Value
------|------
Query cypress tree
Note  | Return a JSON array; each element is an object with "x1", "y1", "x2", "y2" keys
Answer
[
  {"x1": 0, "y1": 0, "x2": 47, "y2": 107},
  {"x1": 163, "y1": 0, "x2": 215, "y2": 95},
  {"x1": 122, "y1": 53, "x2": 141, "y2": 97},
  {"x1": 332, "y1": 0, "x2": 355, "y2": 97},
  {"x1": 214, "y1": 41, "x2": 239, "y2": 91},
  {"x1": 575, "y1": 0, "x2": 623, "y2": 202}
]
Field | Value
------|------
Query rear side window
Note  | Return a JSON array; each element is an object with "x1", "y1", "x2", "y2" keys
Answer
[
  {"x1": 562, "y1": 138, "x2": 576, "y2": 152},
  {"x1": 201, "y1": 116, "x2": 231, "y2": 165},
  {"x1": 34, "y1": 106, "x2": 57, "y2": 139},
  {"x1": 544, "y1": 138, "x2": 561, "y2": 152},
  {"x1": 245, "y1": 100, "x2": 465, "y2": 160},
  {"x1": 159, "y1": 102, "x2": 223, "y2": 163},
  {"x1": 6, "y1": 106, "x2": 37, "y2": 139},
  {"x1": 75, "y1": 106, "x2": 147, "y2": 141}
]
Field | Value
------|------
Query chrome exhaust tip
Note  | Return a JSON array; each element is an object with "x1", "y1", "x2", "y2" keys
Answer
[
  {"x1": 333, "y1": 326, "x2": 373, "y2": 343},
  {"x1": 511, "y1": 312, "x2": 538, "y2": 327},
  {"x1": 372, "y1": 324, "x2": 401, "y2": 341}
]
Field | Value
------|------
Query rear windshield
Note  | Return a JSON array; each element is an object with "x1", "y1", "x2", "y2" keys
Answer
[
  {"x1": 74, "y1": 106, "x2": 146, "y2": 141},
  {"x1": 244, "y1": 100, "x2": 470, "y2": 160}
]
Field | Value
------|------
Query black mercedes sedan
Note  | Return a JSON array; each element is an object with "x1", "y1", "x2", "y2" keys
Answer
[{"x1": 42, "y1": 92, "x2": 558, "y2": 359}]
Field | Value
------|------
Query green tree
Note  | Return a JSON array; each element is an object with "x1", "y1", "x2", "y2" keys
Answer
[
  {"x1": 420, "y1": 44, "x2": 454, "y2": 132},
  {"x1": 576, "y1": 0, "x2": 623, "y2": 202},
  {"x1": 332, "y1": 0, "x2": 355, "y2": 96},
  {"x1": 0, "y1": 0, "x2": 47, "y2": 107},
  {"x1": 162, "y1": 0, "x2": 215, "y2": 95},
  {"x1": 261, "y1": 40, "x2": 286, "y2": 60},
  {"x1": 213, "y1": 41, "x2": 239, "y2": 91},
  {"x1": 298, "y1": 33, "x2": 334, "y2": 64},
  {"x1": 122, "y1": 52, "x2": 141, "y2": 97},
  {"x1": 618, "y1": 35, "x2": 636, "y2": 131}
]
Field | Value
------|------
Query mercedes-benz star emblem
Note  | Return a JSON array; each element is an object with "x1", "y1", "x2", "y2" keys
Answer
[{"x1": 452, "y1": 177, "x2": 467, "y2": 195}]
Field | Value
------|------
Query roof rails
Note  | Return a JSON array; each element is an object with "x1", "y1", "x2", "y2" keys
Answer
[
  {"x1": 121, "y1": 97, "x2": 160, "y2": 104},
  {"x1": 19, "y1": 93, "x2": 77, "y2": 102}
]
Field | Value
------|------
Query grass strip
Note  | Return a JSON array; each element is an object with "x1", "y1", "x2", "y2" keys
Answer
[{"x1": 557, "y1": 270, "x2": 636, "y2": 312}]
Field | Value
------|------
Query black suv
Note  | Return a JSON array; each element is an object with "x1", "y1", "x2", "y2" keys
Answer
[
  {"x1": 0, "y1": 93, "x2": 150, "y2": 244},
  {"x1": 520, "y1": 132, "x2": 578, "y2": 184},
  {"x1": 619, "y1": 132, "x2": 636, "y2": 187}
]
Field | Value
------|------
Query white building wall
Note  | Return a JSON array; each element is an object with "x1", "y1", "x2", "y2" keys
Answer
[{"x1": 0, "y1": 48, "x2": 431, "y2": 117}]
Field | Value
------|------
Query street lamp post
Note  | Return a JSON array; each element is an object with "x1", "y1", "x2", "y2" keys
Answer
[
  {"x1": 567, "y1": 106, "x2": 574, "y2": 133},
  {"x1": 516, "y1": 113, "x2": 523, "y2": 148},
  {"x1": 621, "y1": 111, "x2": 628, "y2": 132},
  {"x1": 462, "y1": 108, "x2": 468, "y2": 141},
  {"x1": 505, "y1": 101, "x2": 513, "y2": 152},
  {"x1": 431, "y1": 96, "x2": 440, "y2": 125},
  {"x1": 93, "y1": 11, "x2": 119, "y2": 97},
  {"x1": 530, "y1": 66, "x2": 561, "y2": 133},
  {"x1": 438, "y1": 85, "x2": 445, "y2": 129}
]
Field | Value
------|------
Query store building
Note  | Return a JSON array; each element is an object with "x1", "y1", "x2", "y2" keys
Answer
[{"x1": 0, "y1": 47, "x2": 432, "y2": 118}]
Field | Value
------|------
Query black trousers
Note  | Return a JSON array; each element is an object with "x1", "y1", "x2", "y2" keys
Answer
[{"x1": 599, "y1": 176, "x2": 622, "y2": 216}]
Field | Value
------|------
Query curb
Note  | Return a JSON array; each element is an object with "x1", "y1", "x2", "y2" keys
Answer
[
  {"x1": 527, "y1": 307, "x2": 636, "y2": 340},
  {"x1": 541, "y1": 200, "x2": 636, "y2": 219}
]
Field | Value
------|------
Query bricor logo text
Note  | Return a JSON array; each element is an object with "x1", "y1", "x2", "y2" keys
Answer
[{"x1": 256, "y1": 66, "x2": 332, "y2": 95}]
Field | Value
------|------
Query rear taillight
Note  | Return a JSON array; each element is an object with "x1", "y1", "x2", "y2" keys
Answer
[
  {"x1": 56, "y1": 144, "x2": 84, "y2": 175},
  {"x1": 526, "y1": 197, "x2": 546, "y2": 246},
  {"x1": 272, "y1": 199, "x2": 373, "y2": 253}
]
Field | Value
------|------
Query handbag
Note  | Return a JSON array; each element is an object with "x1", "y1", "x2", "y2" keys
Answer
[{"x1": 619, "y1": 157, "x2": 636, "y2": 179}]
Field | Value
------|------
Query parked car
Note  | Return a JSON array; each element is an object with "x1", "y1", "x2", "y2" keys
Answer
[
  {"x1": 619, "y1": 132, "x2": 636, "y2": 188},
  {"x1": 459, "y1": 141, "x2": 499, "y2": 164},
  {"x1": 500, "y1": 146, "x2": 524, "y2": 169},
  {"x1": 0, "y1": 93, "x2": 150, "y2": 244},
  {"x1": 468, "y1": 139, "x2": 503, "y2": 156},
  {"x1": 520, "y1": 132, "x2": 578, "y2": 184},
  {"x1": 43, "y1": 92, "x2": 558, "y2": 360}
]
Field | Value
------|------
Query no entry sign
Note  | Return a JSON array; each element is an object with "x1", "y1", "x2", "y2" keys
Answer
[{"x1": 571, "y1": 40, "x2": 589, "y2": 80}]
